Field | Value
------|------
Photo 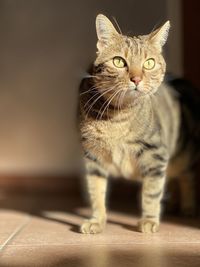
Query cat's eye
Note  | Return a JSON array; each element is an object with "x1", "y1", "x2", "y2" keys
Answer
[
  {"x1": 143, "y1": 58, "x2": 155, "y2": 70},
  {"x1": 113, "y1": 57, "x2": 126, "y2": 68}
]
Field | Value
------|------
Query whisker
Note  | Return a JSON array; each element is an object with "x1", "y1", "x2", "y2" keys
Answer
[
  {"x1": 80, "y1": 84, "x2": 112, "y2": 96},
  {"x1": 83, "y1": 90, "x2": 101, "y2": 109},
  {"x1": 83, "y1": 85, "x2": 114, "y2": 109},
  {"x1": 95, "y1": 82, "x2": 124, "y2": 120},
  {"x1": 83, "y1": 74, "x2": 95, "y2": 79},
  {"x1": 84, "y1": 87, "x2": 116, "y2": 119},
  {"x1": 112, "y1": 16, "x2": 122, "y2": 35},
  {"x1": 96, "y1": 89, "x2": 118, "y2": 120},
  {"x1": 80, "y1": 86, "x2": 98, "y2": 96},
  {"x1": 100, "y1": 89, "x2": 123, "y2": 120}
]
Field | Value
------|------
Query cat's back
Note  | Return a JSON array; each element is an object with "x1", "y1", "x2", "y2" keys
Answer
[
  {"x1": 165, "y1": 77, "x2": 200, "y2": 176},
  {"x1": 168, "y1": 78, "x2": 200, "y2": 150}
]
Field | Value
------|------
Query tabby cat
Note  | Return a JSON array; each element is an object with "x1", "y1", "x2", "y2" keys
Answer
[{"x1": 79, "y1": 14, "x2": 199, "y2": 234}]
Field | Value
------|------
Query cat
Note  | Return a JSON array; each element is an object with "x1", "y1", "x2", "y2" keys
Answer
[{"x1": 79, "y1": 14, "x2": 200, "y2": 234}]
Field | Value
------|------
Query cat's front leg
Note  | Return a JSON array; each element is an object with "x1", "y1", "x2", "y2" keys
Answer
[
  {"x1": 80, "y1": 166, "x2": 108, "y2": 234},
  {"x1": 138, "y1": 164, "x2": 167, "y2": 233}
]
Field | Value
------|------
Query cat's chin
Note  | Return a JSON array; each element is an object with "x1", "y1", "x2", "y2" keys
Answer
[
  {"x1": 126, "y1": 88, "x2": 143, "y2": 98},
  {"x1": 124, "y1": 88, "x2": 152, "y2": 105}
]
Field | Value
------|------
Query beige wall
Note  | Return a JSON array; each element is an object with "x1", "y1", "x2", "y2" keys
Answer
[{"x1": 0, "y1": 0, "x2": 180, "y2": 175}]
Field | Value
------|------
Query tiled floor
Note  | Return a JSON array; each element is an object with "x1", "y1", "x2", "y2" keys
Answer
[{"x1": 0, "y1": 193, "x2": 200, "y2": 267}]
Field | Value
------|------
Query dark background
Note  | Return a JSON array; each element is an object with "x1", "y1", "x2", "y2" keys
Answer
[{"x1": 182, "y1": 0, "x2": 200, "y2": 88}]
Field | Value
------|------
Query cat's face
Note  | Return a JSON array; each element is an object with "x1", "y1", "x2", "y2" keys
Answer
[{"x1": 93, "y1": 14, "x2": 170, "y2": 105}]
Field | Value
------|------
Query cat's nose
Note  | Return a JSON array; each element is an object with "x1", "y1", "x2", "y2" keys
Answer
[{"x1": 130, "y1": 76, "x2": 142, "y2": 85}]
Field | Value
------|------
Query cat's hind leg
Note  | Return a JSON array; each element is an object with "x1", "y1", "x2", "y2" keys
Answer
[{"x1": 138, "y1": 163, "x2": 167, "y2": 233}]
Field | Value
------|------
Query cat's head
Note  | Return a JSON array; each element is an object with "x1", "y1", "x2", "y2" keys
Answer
[{"x1": 93, "y1": 14, "x2": 170, "y2": 105}]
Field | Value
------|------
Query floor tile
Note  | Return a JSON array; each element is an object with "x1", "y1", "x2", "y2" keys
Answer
[
  {"x1": 0, "y1": 244, "x2": 200, "y2": 267},
  {"x1": 6, "y1": 209, "x2": 200, "y2": 246},
  {"x1": 0, "y1": 210, "x2": 30, "y2": 246},
  {"x1": 0, "y1": 194, "x2": 200, "y2": 267}
]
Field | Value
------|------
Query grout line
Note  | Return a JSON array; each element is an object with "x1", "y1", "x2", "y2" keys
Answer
[
  {"x1": 3, "y1": 241, "x2": 200, "y2": 247},
  {"x1": 0, "y1": 216, "x2": 31, "y2": 252}
]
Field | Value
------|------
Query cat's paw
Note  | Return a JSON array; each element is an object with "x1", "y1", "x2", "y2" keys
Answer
[
  {"x1": 138, "y1": 218, "x2": 159, "y2": 233},
  {"x1": 80, "y1": 219, "x2": 105, "y2": 234}
]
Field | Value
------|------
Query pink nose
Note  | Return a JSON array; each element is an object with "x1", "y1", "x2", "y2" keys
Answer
[{"x1": 130, "y1": 76, "x2": 142, "y2": 85}]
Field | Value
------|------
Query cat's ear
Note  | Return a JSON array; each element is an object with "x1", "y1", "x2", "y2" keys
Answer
[
  {"x1": 96, "y1": 14, "x2": 119, "y2": 51},
  {"x1": 149, "y1": 21, "x2": 170, "y2": 48}
]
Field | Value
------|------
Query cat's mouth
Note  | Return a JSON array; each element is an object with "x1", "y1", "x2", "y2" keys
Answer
[
  {"x1": 127, "y1": 86, "x2": 143, "y2": 96},
  {"x1": 128, "y1": 81, "x2": 144, "y2": 94}
]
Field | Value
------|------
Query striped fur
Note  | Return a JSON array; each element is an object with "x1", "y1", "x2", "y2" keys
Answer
[{"x1": 79, "y1": 14, "x2": 199, "y2": 234}]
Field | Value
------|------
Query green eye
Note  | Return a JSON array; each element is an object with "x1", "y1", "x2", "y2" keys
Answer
[
  {"x1": 113, "y1": 56, "x2": 126, "y2": 68},
  {"x1": 143, "y1": 58, "x2": 155, "y2": 70}
]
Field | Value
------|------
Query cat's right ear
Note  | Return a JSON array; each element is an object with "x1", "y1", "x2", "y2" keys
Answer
[{"x1": 96, "y1": 14, "x2": 119, "y2": 51}]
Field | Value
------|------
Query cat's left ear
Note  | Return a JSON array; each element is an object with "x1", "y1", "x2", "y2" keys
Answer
[
  {"x1": 149, "y1": 21, "x2": 170, "y2": 49},
  {"x1": 96, "y1": 14, "x2": 119, "y2": 51}
]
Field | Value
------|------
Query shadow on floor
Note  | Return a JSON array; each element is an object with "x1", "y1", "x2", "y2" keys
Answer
[{"x1": 0, "y1": 188, "x2": 199, "y2": 234}]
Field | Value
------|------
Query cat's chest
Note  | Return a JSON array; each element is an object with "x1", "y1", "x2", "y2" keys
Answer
[
  {"x1": 85, "y1": 119, "x2": 141, "y2": 179},
  {"x1": 106, "y1": 143, "x2": 141, "y2": 180}
]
